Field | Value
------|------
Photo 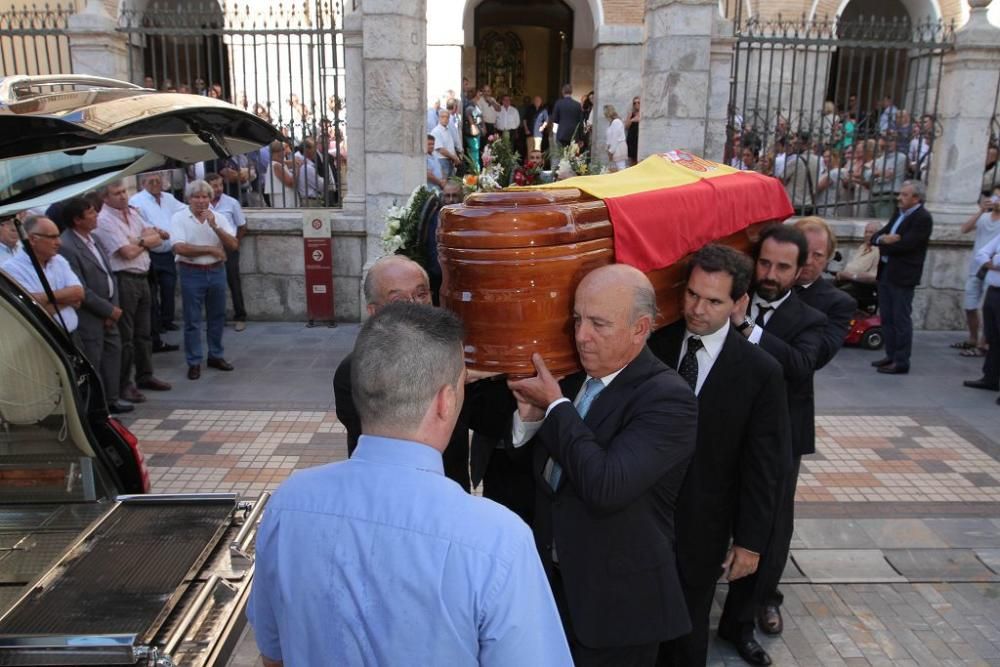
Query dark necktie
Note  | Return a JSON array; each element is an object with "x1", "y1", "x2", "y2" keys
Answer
[
  {"x1": 755, "y1": 304, "x2": 772, "y2": 327},
  {"x1": 679, "y1": 336, "x2": 702, "y2": 392}
]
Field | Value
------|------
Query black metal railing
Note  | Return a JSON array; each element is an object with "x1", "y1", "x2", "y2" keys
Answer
[
  {"x1": 118, "y1": 1, "x2": 346, "y2": 208},
  {"x1": 0, "y1": 4, "x2": 73, "y2": 77},
  {"x1": 725, "y1": 12, "x2": 954, "y2": 218}
]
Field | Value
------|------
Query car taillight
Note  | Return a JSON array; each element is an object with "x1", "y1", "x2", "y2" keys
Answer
[{"x1": 107, "y1": 417, "x2": 151, "y2": 493}]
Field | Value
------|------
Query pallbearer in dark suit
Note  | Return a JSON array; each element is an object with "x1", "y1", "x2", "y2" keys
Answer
[
  {"x1": 649, "y1": 246, "x2": 791, "y2": 667},
  {"x1": 507, "y1": 264, "x2": 698, "y2": 667},
  {"x1": 58, "y1": 197, "x2": 130, "y2": 414},
  {"x1": 793, "y1": 217, "x2": 858, "y2": 370},
  {"x1": 870, "y1": 180, "x2": 934, "y2": 374},
  {"x1": 718, "y1": 224, "x2": 828, "y2": 666}
]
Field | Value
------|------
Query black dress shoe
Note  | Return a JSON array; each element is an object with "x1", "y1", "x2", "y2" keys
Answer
[
  {"x1": 138, "y1": 377, "x2": 172, "y2": 391},
  {"x1": 187, "y1": 365, "x2": 201, "y2": 380},
  {"x1": 152, "y1": 342, "x2": 179, "y2": 353},
  {"x1": 964, "y1": 377, "x2": 1000, "y2": 391},
  {"x1": 207, "y1": 357, "x2": 234, "y2": 371},
  {"x1": 721, "y1": 636, "x2": 772, "y2": 666},
  {"x1": 871, "y1": 357, "x2": 893, "y2": 367},
  {"x1": 757, "y1": 604, "x2": 783, "y2": 635},
  {"x1": 107, "y1": 400, "x2": 135, "y2": 414},
  {"x1": 877, "y1": 364, "x2": 909, "y2": 375}
]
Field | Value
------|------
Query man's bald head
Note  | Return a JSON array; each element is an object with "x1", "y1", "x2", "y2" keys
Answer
[
  {"x1": 363, "y1": 255, "x2": 431, "y2": 316},
  {"x1": 573, "y1": 264, "x2": 656, "y2": 378}
]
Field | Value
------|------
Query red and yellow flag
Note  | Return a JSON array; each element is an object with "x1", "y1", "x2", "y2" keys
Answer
[{"x1": 536, "y1": 151, "x2": 793, "y2": 272}]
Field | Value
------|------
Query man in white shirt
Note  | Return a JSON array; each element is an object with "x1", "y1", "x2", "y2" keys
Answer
[
  {"x1": 431, "y1": 110, "x2": 461, "y2": 178},
  {"x1": 495, "y1": 95, "x2": 520, "y2": 137},
  {"x1": 171, "y1": 179, "x2": 239, "y2": 380},
  {"x1": 130, "y1": 172, "x2": 186, "y2": 347},
  {"x1": 3, "y1": 215, "x2": 83, "y2": 334},
  {"x1": 297, "y1": 137, "x2": 329, "y2": 207},
  {"x1": 207, "y1": 172, "x2": 249, "y2": 332},
  {"x1": 957, "y1": 188, "x2": 1000, "y2": 353},
  {"x1": 0, "y1": 215, "x2": 21, "y2": 266},
  {"x1": 963, "y1": 218, "x2": 1000, "y2": 402},
  {"x1": 477, "y1": 84, "x2": 500, "y2": 136}
]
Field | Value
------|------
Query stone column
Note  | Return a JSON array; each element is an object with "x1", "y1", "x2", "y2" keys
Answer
[
  {"x1": 343, "y1": 11, "x2": 366, "y2": 208},
  {"x1": 638, "y1": 0, "x2": 716, "y2": 159},
  {"x1": 924, "y1": 0, "x2": 1000, "y2": 224},
  {"x1": 426, "y1": 0, "x2": 463, "y2": 105},
  {"x1": 360, "y1": 0, "x2": 428, "y2": 269},
  {"x1": 705, "y1": 13, "x2": 736, "y2": 162},
  {"x1": 592, "y1": 25, "x2": 643, "y2": 166},
  {"x1": 67, "y1": 0, "x2": 129, "y2": 81}
]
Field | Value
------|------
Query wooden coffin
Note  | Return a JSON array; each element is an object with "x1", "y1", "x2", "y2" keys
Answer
[{"x1": 439, "y1": 188, "x2": 768, "y2": 377}]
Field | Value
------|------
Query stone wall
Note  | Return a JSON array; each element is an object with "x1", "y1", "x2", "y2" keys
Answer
[{"x1": 235, "y1": 207, "x2": 365, "y2": 322}]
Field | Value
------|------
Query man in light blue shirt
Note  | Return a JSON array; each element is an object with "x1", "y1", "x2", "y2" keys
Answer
[{"x1": 248, "y1": 303, "x2": 571, "y2": 667}]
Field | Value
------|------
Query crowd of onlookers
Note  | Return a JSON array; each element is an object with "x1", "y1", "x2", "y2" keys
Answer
[
  {"x1": 425, "y1": 79, "x2": 643, "y2": 188},
  {"x1": 0, "y1": 169, "x2": 259, "y2": 414},
  {"x1": 141, "y1": 75, "x2": 345, "y2": 208},
  {"x1": 727, "y1": 95, "x2": 1000, "y2": 219}
]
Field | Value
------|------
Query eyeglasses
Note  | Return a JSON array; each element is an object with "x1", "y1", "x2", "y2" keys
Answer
[{"x1": 30, "y1": 233, "x2": 60, "y2": 240}]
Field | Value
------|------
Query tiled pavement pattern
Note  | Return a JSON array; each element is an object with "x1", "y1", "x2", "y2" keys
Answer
[{"x1": 123, "y1": 327, "x2": 1000, "y2": 665}]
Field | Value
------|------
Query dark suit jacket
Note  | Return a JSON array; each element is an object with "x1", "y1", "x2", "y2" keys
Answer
[
  {"x1": 755, "y1": 292, "x2": 827, "y2": 457},
  {"x1": 58, "y1": 229, "x2": 118, "y2": 345},
  {"x1": 798, "y1": 278, "x2": 857, "y2": 370},
  {"x1": 526, "y1": 347, "x2": 698, "y2": 648},
  {"x1": 648, "y1": 322, "x2": 791, "y2": 586},
  {"x1": 872, "y1": 204, "x2": 933, "y2": 287},
  {"x1": 551, "y1": 95, "x2": 583, "y2": 144},
  {"x1": 334, "y1": 354, "x2": 507, "y2": 492}
]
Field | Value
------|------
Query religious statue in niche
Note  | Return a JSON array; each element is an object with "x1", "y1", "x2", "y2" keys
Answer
[{"x1": 477, "y1": 30, "x2": 525, "y2": 99}]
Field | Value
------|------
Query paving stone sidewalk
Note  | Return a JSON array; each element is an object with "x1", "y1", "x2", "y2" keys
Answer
[{"x1": 123, "y1": 325, "x2": 1000, "y2": 665}]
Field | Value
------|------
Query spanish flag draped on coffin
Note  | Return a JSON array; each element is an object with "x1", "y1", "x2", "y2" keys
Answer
[{"x1": 533, "y1": 150, "x2": 794, "y2": 273}]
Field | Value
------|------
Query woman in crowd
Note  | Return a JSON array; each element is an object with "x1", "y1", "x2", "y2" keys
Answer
[
  {"x1": 603, "y1": 105, "x2": 628, "y2": 172},
  {"x1": 625, "y1": 96, "x2": 640, "y2": 166}
]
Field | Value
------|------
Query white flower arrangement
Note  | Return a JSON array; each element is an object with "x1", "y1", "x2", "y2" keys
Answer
[{"x1": 380, "y1": 185, "x2": 434, "y2": 260}]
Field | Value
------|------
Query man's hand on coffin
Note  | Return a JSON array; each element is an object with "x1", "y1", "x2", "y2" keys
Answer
[{"x1": 507, "y1": 353, "x2": 563, "y2": 421}]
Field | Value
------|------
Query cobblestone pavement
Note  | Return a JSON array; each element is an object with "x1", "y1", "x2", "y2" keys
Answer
[{"x1": 123, "y1": 325, "x2": 1000, "y2": 665}]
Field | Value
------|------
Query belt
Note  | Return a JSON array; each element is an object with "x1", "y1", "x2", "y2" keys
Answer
[
  {"x1": 115, "y1": 271, "x2": 148, "y2": 279},
  {"x1": 178, "y1": 261, "x2": 223, "y2": 271}
]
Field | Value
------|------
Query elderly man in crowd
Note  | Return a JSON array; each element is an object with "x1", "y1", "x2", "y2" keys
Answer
[
  {"x1": 206, "y1": 172, "x2": 249, "y2": 332},
  {"x1": 58, "y1": 197, "x2": 132, "y2": 414},
  {"x1": 251, "y1": 303, "x2": 571, "y2": 666},
  {"x1": 0, "y1": 215, "x2": 21, "y2": 265},
  {"x1": 507, "y1": 264, "x2": 698, "y2": 666},
  {"x1": 4, "y1": 215, "x2": 84, "y2": 334},
  {"x1": 297, "y1": 137, "x2": 331, "y2": 207},
  {"x1": 130, "y1": 172, "x2": 185, "y2": 350},
  {"x1": 171, "y1": 179, "x2": 239, "y2": 380},
  {"x1": 93, "y1": 181, "x2": 172, "y2": 403}
]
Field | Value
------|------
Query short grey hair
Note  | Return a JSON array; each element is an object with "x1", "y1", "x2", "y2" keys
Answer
[
  {"x1": 631, "y1": 283, "x2": 658, "y2": 330},
  {"x1": 185, "y1": 179, "x2": 213, "y2": 201},
  {"x1": 362, "y1": 255, "x2": 429, "y2": 306},
  {"x1": 351, "y1": 303, "x2": 465, "y2": 431},
  {"x1": 901, "y1": 179, "x2": 926, "y2": 201},
  {"x1": 22, "y1": 215, "x2": 50, "y2": 235},
  {"x1": 97, "y1": 179, "x2": 125, "y2": 199}
]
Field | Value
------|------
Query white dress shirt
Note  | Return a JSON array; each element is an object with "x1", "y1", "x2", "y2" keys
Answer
[
  {"x1": 170, "y1": 209, "x2": 236, "y2": 265},
  {"x1": 129, "y1": 189, "x2": 185, "y2": 252},
  {"x1": 496, "y1": 105, "x2": 520, "y2": 132},
  {"x1": 975, "y1": 233, "x2": 1000, "y2": 289},
  {"x1": 0, "y1": 240, "x2": 20, "y2": 266},
  {"x1": 678, "y1": 320, "x2": 729, "y2": 396},
  {"x1": 747, "y1": 289, "x2": 793, "y2": 344},
  {"x1": 3, "y1": 248, "x2": 81, "y2": 332},
  {"x1": 511, "y1": 365, "x2": 627, "y2": 447}
]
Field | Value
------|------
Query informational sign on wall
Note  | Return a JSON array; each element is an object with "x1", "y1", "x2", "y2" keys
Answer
[{"x1": 302, "y1": 214, "x2": 334, "y2": 326}]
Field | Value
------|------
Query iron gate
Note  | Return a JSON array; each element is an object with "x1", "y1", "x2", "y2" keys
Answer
[
  {"x1": 117, "y1": 1, "x2": 346, "y2": 208},
  {"x1": 726, "y1": 9, "x2": 954, "y2": 218},
  {"x1": 0, "y1": 4, "x2": 73, "y2": 77}
]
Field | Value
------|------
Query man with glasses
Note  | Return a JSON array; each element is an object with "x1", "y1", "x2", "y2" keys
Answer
[
  {"x1": 333, "y1": 254, "x2": 494, "y2": 492},
  {"x1": 3, "y1": 216, "x2": 83, "y2": 334}
]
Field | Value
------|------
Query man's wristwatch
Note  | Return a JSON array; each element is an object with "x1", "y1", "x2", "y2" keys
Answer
[{"x1": 737, "y1": 317, "x2": 754, "y2": 333}]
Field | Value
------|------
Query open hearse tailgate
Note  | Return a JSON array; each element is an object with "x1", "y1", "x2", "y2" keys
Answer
[{"x1": 0, "y1": 492, "x2": 268, "y2": 666}]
